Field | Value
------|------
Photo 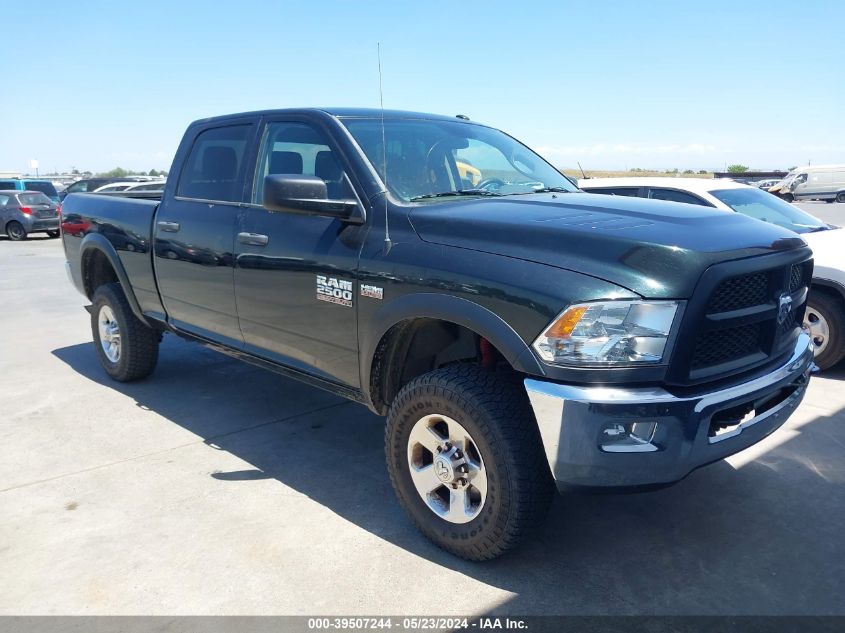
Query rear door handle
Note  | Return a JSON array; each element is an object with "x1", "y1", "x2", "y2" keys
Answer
[
  {"x1": 237, "y1": 232, "x2": 269, "y2": 246},
  {"x1": 157, "y1": 221, "x2": 181, "y2": 232}
]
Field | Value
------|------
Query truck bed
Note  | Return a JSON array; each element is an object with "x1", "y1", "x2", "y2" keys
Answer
[{"x1": 61, "y1": 192, "x2": 164, "y2": 319}]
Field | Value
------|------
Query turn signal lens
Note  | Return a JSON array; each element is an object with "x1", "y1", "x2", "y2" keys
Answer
[{"x1": 544, "y1": 306, "x2": 588, "y2": 338}]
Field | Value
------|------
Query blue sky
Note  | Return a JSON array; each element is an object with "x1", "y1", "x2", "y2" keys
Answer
[{"x1": 1, "y1": 0, "x2": 843, "y2": 174}]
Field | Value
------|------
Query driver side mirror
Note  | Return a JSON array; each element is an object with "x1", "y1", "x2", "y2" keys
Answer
[{"x1": 263, "y1": 174, "x2": 362, "y2": 223}]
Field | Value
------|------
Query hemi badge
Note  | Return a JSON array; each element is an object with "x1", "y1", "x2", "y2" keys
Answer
[{"x1": 361, "y1": 284, "x2": 384, "y2": 300}]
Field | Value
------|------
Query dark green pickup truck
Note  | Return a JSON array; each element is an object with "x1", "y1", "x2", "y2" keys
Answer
[{"x1": 61, "y1": 108, "x2": 815, "y2": 560}]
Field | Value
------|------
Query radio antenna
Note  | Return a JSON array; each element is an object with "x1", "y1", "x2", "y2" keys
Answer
[
  {"x1": 577, "y1": 161, "x2": 587, "y2": 180},
  {"x1": 378, "y1": 43, "x2": 392, "y2": 251}
]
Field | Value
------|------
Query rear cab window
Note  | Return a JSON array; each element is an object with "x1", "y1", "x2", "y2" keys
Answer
[
  {"x1": 177, "y1": 124, "x2": 253, "y2": 202},
  {"x1": 0, "y1": 181, "x2": 19, "y2": 190}
]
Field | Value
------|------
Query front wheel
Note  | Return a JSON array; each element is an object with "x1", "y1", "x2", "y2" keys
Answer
[
  {"x1": 6, "y1": 221, "x2": 27, "y2": 241},
  {"x1": 385, "y1": 364, "x2": 554, "y2": 560},
  {"x1": 91, "y1": 283, "x2": 160, "y2": 381},
  {"x1": 805, "y1": 292, "x2": 845, "y2": 370},
  {"x1": 836, "y1": 192, "x2": 845, "y2": 203}
]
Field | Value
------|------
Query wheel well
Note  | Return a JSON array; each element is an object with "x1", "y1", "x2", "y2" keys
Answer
[
  {"x1": 82, "y1": 249, "x2": 119, "y2": 299},
  {"x1": 369, "y1": 318, "x2": 512, "y2": 415}
]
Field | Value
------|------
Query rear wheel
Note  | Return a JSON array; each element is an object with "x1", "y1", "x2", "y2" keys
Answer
[
  {"x1": 6, "y1": 221, "x2": 26, "y2": 241},
  {"x1": 46, "y1": 229, "x2": 60, "y2": 238},
  {"x1": 805, "y1": 292, "x2": 845, "y2": 370},
  {"x1": 91, "y1": 283, "x2": 160, "y2": 381},
  {"x1": 385, "y1": 364, "x2": 554, "y2": 560},
  {"x1": 836, "y1": 192, "x2": 845, "y2": 203}
]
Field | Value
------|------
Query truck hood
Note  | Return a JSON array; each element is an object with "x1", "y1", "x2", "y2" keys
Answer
[{"x1": 408, "y1": 192, "x2": 806, "y2": 298}]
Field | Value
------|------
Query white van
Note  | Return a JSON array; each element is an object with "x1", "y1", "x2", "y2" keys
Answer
[{"x1": 769, "y1": 165, "x2": 845, "y2": 203}]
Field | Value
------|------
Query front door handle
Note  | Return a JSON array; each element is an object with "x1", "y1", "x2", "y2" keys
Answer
[
  {"x1": 157, "y1": 221, "x2": 181, "y2": 232},
  {"x1": 237, "y1": 232, "x2": 269, "y2": 246}
]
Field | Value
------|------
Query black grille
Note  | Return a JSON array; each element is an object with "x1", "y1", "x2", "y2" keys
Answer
[
  {"x1": 708, "y1": 272, "x2": 768, "y2": 313},
  {"x1": 789, "y1": 263, "x2": 805, "y2": 292},
  {"x1": 691, "y1": 324, "x2": 761, "y2": 369},
  {"x1": 676, "y1": 255, "x2": 813, "y2": 385}
]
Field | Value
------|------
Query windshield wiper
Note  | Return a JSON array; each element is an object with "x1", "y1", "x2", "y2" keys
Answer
[
  {"x1": 410, "y1": 189, "x2": 503, "y2": 201},
  {"x1": 530, "y1": 186, "x2": 574, "y2": 194}
]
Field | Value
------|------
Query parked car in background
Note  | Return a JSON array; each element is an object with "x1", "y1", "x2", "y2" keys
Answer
[
  {"x1": 59, "y1": 178, "x2": 149, "y2": 200},
  {"x1": 0, "y1": 190, "x2": 60, "y2": 240},
  {"x1": 752, "y1": 178, "x2": 781, "y2": 189},
  {"x1": 94, "y1": 180, "x2": 166, "y2": 193},
  {"x1": 580, "y1": 177, "x2": 845, "y2": 369},
  {"x1": 768, "y1": 165, "x2": 845, "y2": 203},
  {"x1": 0, "y1": 179, "x2": 61, "y2": 204}
]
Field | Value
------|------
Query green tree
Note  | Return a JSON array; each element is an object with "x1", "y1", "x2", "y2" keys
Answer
[
  {"x1": 148, "y1": 169, "x2": 160, "y2": 177},
  {"x1": 683, "y1": 169, "x2": 694, "y2": 174},
  {"x1": 96, "y1": 167, "x2": 132, "y2": 178},
  {"x1": 698, "y1": 169, "x2": 708, "y2": 174},
  {"x1": 726, "y1": 164, "x2": 749, "y2": 173}
]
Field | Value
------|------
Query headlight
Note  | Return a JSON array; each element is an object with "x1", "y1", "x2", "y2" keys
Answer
[{"x1": 532, "y1": 300, "x2": 678, "y2": 365}]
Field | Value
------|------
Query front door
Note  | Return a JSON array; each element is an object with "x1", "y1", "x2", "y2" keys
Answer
[
  {"x1": 154, "y1": 122, "x2": 254, "y2": 347},
  {"x1": 234, "y1": 119, "x2": 365, "y2": 387}
]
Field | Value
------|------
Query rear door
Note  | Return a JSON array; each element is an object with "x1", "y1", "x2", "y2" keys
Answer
[
  {"x1": 234, "y1": 116, "x2": 366, "y2": 387},
  {"x1": 153, "y1": 121, "x2": 256, "y2": 348}
]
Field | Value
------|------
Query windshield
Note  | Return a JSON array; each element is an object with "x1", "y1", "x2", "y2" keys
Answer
[
  {"x1": 710, "y1": 188, "x2": 828, "y2": 233},
  {"x1": 342, "y1": 118, "x2": 577, "y2": 202}
]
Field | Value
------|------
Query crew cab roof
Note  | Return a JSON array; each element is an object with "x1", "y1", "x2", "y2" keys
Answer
[{"x1": 189, "y1": 108, "x2": 480, "y2": 126}]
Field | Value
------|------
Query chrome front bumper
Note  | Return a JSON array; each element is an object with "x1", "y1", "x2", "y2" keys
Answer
[{"x1": 525, "y1": 333, "x2": 815, "y2": 489}]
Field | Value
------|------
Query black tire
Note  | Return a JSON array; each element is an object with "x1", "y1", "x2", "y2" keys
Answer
[
  {"x1": 6, "y1": 221, "x2": 27, "y2": 241},
  {"x1": 91, "y1": 283, "x2": 159, "y2": 381},
  {"x1": 385, "y1": 364, "x2": 554, "y2": 561},
  {"x1": 805, "y1": 292, "x2": 845, "y2": 371},
  {"x1": 836, "y1": 192, "x2": 845, "y2": 203},
  {"x1": 46, "y1": 229, "x2": 60, "y2": 238}
]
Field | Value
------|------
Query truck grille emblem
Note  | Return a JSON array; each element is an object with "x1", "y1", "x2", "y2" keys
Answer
[{"x1": 777, "y1": 292, "x2": 793, "y2": 325}]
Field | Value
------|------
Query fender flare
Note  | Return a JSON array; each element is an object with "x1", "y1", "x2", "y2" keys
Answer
[
  {"x1": 360, "y1": 292, "x2": 546, "y2": 399},
  {"x1": 79, "y1": 233, "x2": 150, "y2": 327}
]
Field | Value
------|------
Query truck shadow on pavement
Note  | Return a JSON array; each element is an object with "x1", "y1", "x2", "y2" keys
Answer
[{"x1": 53, "y1": 336, "x2": 845, "y2": 615}]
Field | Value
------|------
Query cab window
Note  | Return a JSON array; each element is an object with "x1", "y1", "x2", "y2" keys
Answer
[
  {"x1": 252, "y1": 122, "x2": 353, "y2": 204},
  {"x1": 178, "y1": 124, "x2": 253, "y2": 202},
  {"x1": 585, "y1": 187, "x2": 641, "y2": 197},
  {"x1": 647, "y1": 188, "x2": 707, "y2": 206}
]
